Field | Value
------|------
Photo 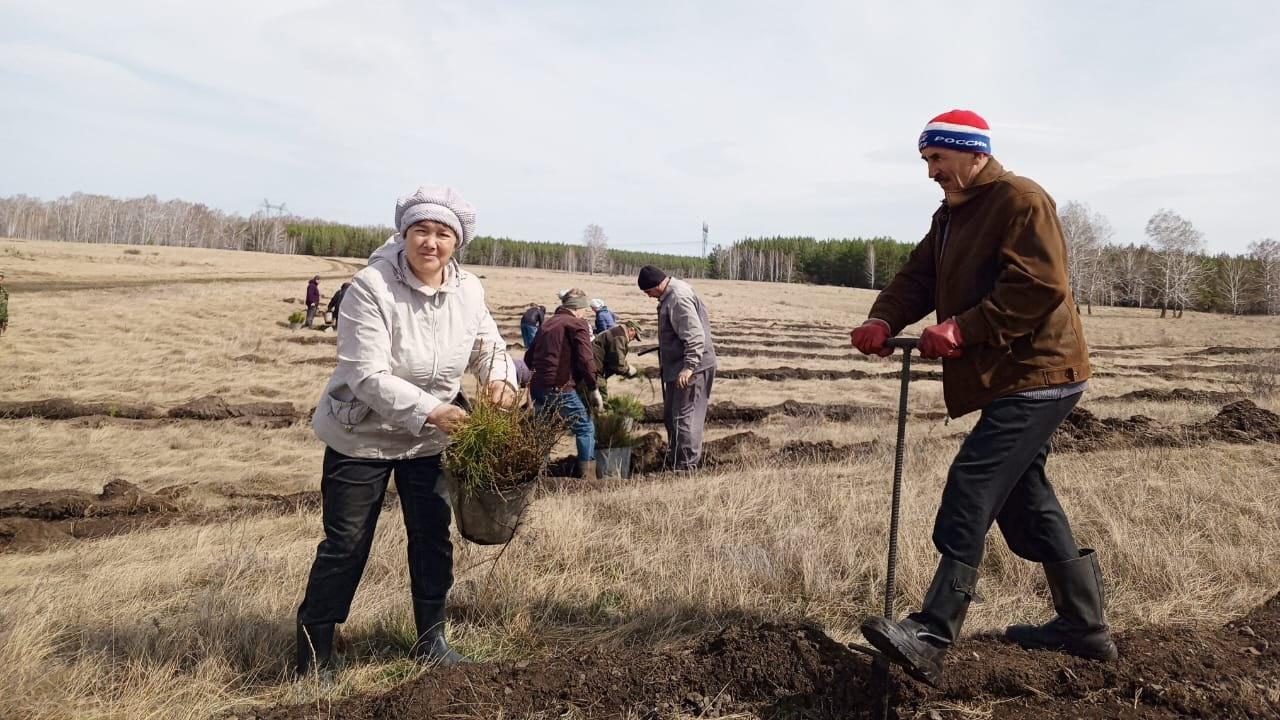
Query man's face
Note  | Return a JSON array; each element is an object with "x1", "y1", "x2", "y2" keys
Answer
[
  {"x1": 921, "y1": 146, "x2": 985, "y2": 193},
  {"x1": 626, "y1": 327, "x2": 638, "y2": 342}
]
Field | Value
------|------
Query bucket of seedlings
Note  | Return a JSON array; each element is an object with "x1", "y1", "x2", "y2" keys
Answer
[
  {"x1": 445, "y1": 393, "x2": 563, "y2": 545},
  {"x1": 594, "y1": 407, "x2": 644, "y2": 479}
]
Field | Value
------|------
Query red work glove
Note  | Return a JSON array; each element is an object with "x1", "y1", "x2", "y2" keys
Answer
[
  {"x1": 919, "y1": 318, "x2": 964, "y2": 360},
  {"x1": 851, "y1": 319, "x2": 894, "y2": 357}
]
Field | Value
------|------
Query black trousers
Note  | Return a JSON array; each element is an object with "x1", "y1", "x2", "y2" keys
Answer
[
  {"x1": 932, "y1": 394, "x2": 1081, "y2": 568},
  {"x1": 297, "y1": 447, "x2": 454, "y2": 626}
]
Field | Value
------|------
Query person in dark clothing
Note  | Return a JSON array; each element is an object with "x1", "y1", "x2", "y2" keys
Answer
[
  {"x1": 578, "y1": 321, "x2": 640, "y2": 406},
  {"x1": 519, "y1": 304, "x2": 546, "y2": 349},
  {"x1": 0, "y1": 272, "x2": 8, "y2": 337},
  {"x1": 851, "y1": 109, "x2": 1114, "y2": 687},
  {"x1": 305, "y1": 275, "x2": 321, "y2": 328},
  {"x1": 326, "y1": 282, "x2": 351, "y2": 330},
  {"x1": 525, "y1": 289, "x2": 602, "y2": 480}
]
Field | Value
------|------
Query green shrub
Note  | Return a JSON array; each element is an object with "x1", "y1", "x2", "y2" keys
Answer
[
  {"x1": 604, "y1": 394, "x2": 645, "y2": 421},
  {"x1": 288, "y1": 310, "x2": 306, "y2": 324}
]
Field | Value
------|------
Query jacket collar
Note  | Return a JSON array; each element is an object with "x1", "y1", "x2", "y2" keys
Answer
[{"x1": 944, "y1": 156, "x2": 1006, "y2": 209}]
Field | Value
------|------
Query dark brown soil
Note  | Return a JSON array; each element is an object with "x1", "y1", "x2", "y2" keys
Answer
[
  {"x1": 1096, "y1": 388, "x2": 1245, "y2": 404},
  {"x1": 253, "y1": 592, "x2": 1280, "y2": 720},
  {"x1": 0, "y1": 398, "x2": 162, "y2": 420},
  {"x1": 709, "y1": 367, "x2": 875, "y2": 382},
  {"x1": 0, "y1": 396, "x2": 302, "y2": 426},
  {"x1": 1053, "y1": 400, "x2": 1280, "y2": 452},
  {"x1": 545, "y1": 431, "x2": 764, "y2": 478},
  {"x1": 0, "y1": 480, "x2": 178, "y2": 552},
  {"x1": 778, "y1": 439, "x2": 879, "y2": 463},
  {"x1": 166, "y1": 396, "x2": 299, "y2": 423},
  {"x1": 286, "y1": 335, "x2": 337, "y2": 346},
  {"x1": 1191, "y1": 345, "x2": 1280, "y2": 356},
  {"x1": 640, "y1": 400, "x2": 908, "y2": 426},
  {"x1": 0, "y1": 480, "x2": 370, "y2": 554}
]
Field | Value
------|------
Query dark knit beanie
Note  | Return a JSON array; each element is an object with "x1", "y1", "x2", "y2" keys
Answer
[{"x1": 637, "y1": 265, "x2": 667, "y2": 291}]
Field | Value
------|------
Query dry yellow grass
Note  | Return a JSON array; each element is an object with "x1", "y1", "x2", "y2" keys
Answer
[{"x1": 1, "y1": 239, "x2": 1278, "y2": 720}]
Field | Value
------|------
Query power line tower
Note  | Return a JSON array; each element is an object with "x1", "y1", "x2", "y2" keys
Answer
[
  {"x1": 702, "y1": 221, "x2": 710, "y2": 257},
  {"x1": 261, "y1": 198, "x2": 289, "y2": 218}
]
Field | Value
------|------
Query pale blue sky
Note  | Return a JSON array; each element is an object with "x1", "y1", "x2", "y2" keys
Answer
[{"x1": 2, "y1": 1, "x2": 1276, "y2": 255}]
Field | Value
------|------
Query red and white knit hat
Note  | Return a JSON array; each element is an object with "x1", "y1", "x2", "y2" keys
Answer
[{"x1": 918, "y1": 110, "x2": 992, "y2": 154}]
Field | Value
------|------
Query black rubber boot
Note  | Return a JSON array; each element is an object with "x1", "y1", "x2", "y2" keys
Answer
[
  {"x1": 1006, "y1": 548, "x2": 1118, "y2": 660},
  {"x1": 410, "y1": 603, "x2": 470, "y2": 665},
  {"x1": 861, "y1": 556, "x2": 979, "y2": 687},
  {"x1": 295, "y1": 623, "x2": 336, "y2": 683}
]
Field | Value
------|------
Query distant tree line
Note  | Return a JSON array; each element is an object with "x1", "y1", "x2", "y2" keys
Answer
[
  {"x1": 0, "y1": 193, "x2": 291, "y2": 253},
  {"x1": 708, "y1": 236, "x2": 915, "y2": 288},
  {"x1": 4, "y1": 192, "x2": 1276, "y2": 315},
  {"x1": 287, "y1": 220, "x2": 711, "y2": 278},
  {"x1": 1058, "y1": 203, "x2": 1278, "y2": 316}
]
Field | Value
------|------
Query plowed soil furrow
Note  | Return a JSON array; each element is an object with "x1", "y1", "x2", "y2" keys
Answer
[
  {"x1": 0, "y1": 481, "x2": 370, "y2": 554},
  {"x1": 251, "y1": 592, "x2": 1280, "y2": 720},
  {"x1": 0, "y1": 396, "x2": 301, "y2": 424}
]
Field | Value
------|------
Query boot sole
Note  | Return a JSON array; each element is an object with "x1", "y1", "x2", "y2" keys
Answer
[
  {"x1": 860, "y1": 618, "x2": 942, "y2": 687},
  {"x1": 1005, "y1": 627, "x2": 1118, "y2": 661}
]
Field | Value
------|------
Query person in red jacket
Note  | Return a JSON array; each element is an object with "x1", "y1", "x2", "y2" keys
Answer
[{"x1": 525, "y1": 288, "x2": 603, "y2": 480}]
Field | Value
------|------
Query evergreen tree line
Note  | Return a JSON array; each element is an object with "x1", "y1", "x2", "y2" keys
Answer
[
  {"x1": 707, "y1": 236, "x2": 914, "y2": 288},
  {"x1": 287, "y1": 221, "x2": 710, "y2": 278}
]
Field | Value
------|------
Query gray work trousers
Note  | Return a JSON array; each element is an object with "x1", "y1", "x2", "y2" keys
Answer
[{"x1": 662, "y1": 368, "x2": 714, "y2": 471}]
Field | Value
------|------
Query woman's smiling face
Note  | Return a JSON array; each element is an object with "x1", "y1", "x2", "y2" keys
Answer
[{"x1": 404, "y1": 220, "x2": 457, "y2": 283}]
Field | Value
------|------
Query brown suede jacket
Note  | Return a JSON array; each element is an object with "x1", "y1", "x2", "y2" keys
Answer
[
  {"x1": 526, "y1": 307, "x2": 597, "y2": 392},
  {"x1": 869, "y1": 158, "x2": 1090, "y2": 418}
]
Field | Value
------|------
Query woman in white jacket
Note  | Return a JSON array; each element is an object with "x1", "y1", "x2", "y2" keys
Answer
[{"x1": 296, "y1": 186, "x2": 517, "y2": 680}]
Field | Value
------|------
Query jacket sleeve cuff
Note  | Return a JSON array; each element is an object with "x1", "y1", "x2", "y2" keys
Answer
[
  {"x1": 952, "y1": 308, "x2": 990, "y2": 347},
  {"x1": 410, "y1": 393, "x2": 444, "y2": 436},
  {"x1": 865, "y1": 317, "x2": 893, "y2": 333}
]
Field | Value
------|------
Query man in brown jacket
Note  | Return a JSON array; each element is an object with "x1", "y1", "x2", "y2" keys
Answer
[
  {"x1": 852, "y1": 110, "x2": 1115, "y2": 686},
  {"x1": 526, "y1": 289, "x2": 603, "y2": 480}
]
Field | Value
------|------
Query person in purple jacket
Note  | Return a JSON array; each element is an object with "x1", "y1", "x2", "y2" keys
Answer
[{"x1": 305, "y1": 275, "x2": 321, "y2": 327}]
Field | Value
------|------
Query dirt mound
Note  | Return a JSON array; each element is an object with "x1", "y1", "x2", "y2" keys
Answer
[
  {"x1": 286, "y1": 335, "x2": 336, "y2": 346},
  {"x1": 715, "y1": 367, "x2": 873, "y2": 381},
  {"x1": 1191, "y1": 345, "x2": 1280, "y2": 356},
  {"x1": 0, "y1": 479, "x2": 174, "y2": 521},
  {"x1": 0, "y1": 396, "x2": 301, "y2": 426},
  {"x1": 255, "y1": 592, "x2": 1280, "y2": 720},
  {"x1": 166, "y1": 395, "x2": 299, "y2": 422},
  {"x1": 1190, "y1": 399, "x2": 1280, "y2": 443},
  {"x1": 1053, "y1": 400, "x2": 1280, "y2": 452},
  {"x1": 641, "y1": 399, "x2": 900, "y2": 427},
  {"x1": 0, "y1": 398, "x2": 161, "y2": 420},
  {"x1": 232, "y1": 354, "x2": 275, "y2": 364},
  {"x1": 1097, "y1": 387, "x2": 1245, "y2": 404},
  {"x1": 0, "y1": 480, "x2": 179, "y2": 552},
  {"x1": 0, "y1": 482, "x2": 342, "y2": 553},
  {"x1": 778, "y1": 439, "x2": 878, "y2": 463}
]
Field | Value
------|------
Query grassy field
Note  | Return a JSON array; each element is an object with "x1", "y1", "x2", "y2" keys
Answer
[{"x1": 1, "y1": 237, "x2": 1278, "y2": 719}]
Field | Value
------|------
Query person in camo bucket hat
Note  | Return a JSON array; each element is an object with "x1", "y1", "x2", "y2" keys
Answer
[{"x1": 851, "y1": 110, "x2": 1111, "y2": 686}]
